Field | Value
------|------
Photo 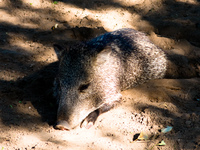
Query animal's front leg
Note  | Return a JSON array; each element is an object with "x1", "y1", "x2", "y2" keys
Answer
[{"x1": 80, "y1": 102, "x2": 118, "y2": 129}]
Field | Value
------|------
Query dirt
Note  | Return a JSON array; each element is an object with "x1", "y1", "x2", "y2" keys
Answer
[{"x1": 0, "y1": 0, "x2": 200, "y2": 149}]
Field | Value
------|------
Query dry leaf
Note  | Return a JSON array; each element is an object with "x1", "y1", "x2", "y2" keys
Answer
[
  {"x1": 157, "y1": 140, "x2": 166, "y2": 146},
  {"x1": 137, "y1": 132, "x2": 148, "y2": 140}
]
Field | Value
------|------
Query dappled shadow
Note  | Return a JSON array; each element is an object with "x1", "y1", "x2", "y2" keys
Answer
[
  {"x1": 54, "y1": 0, "x2": 200, "y2": 45},
  {"x1": 121, "y1": 78, "x2": 200, "y2": 148},
  {"x1": 0, "y1": 0, "x2": 200, "y2": 149},
  {"x1": 165, "y1": 51, "x2": 200, "y2": 78},
  {"x1": 135, "y1": 1, "x2": 200, "y2": 47},
  {"x1": 1, "y1": 0, "x2": 199, "y2": 47},
  {"x1": 0, "y1": 62, "x2": 58, "y2": 127},
  {"x1": 16, "y1": 62, "x2": 59, "y2": 125}
]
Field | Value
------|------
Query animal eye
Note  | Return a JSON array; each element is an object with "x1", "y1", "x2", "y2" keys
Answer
[{"x1": 78, "y1": 83, "x2": 90, "y2": 93}]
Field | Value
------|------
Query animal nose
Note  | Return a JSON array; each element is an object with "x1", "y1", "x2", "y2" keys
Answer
[{"x1": 55, "y1": 120, "x2": 71, "y2": 131}]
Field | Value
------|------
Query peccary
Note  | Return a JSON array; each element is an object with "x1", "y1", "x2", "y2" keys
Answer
[{"x1": 53, "y1": 28, "x2": 167, "y2": 130}]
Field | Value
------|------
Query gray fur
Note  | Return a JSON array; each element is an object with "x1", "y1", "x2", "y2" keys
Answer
[{"x1": 54, "y1": 28, "x2": 167, "y2": 130}]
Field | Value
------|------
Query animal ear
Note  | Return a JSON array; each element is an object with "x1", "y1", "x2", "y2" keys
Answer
[
  {"x1": 53, "y1": 44, "x2": 67, "y2": 60},
  {"x1": 96, "y1": 46, "x2": 112, "y2": 64}
]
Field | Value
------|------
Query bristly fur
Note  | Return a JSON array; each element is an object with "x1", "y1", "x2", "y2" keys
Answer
[{"x1": 54, "y1": 28, "x2": 167, "y2": 129}]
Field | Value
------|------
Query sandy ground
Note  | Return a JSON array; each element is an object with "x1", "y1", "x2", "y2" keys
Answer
[{"x1": 0, "y1": 0, "x2": 200, "y2": 149}]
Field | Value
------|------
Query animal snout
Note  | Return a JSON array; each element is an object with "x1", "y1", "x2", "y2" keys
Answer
[{"x1": 55, "y1": 120, "x2": 71, "y2": 131}]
